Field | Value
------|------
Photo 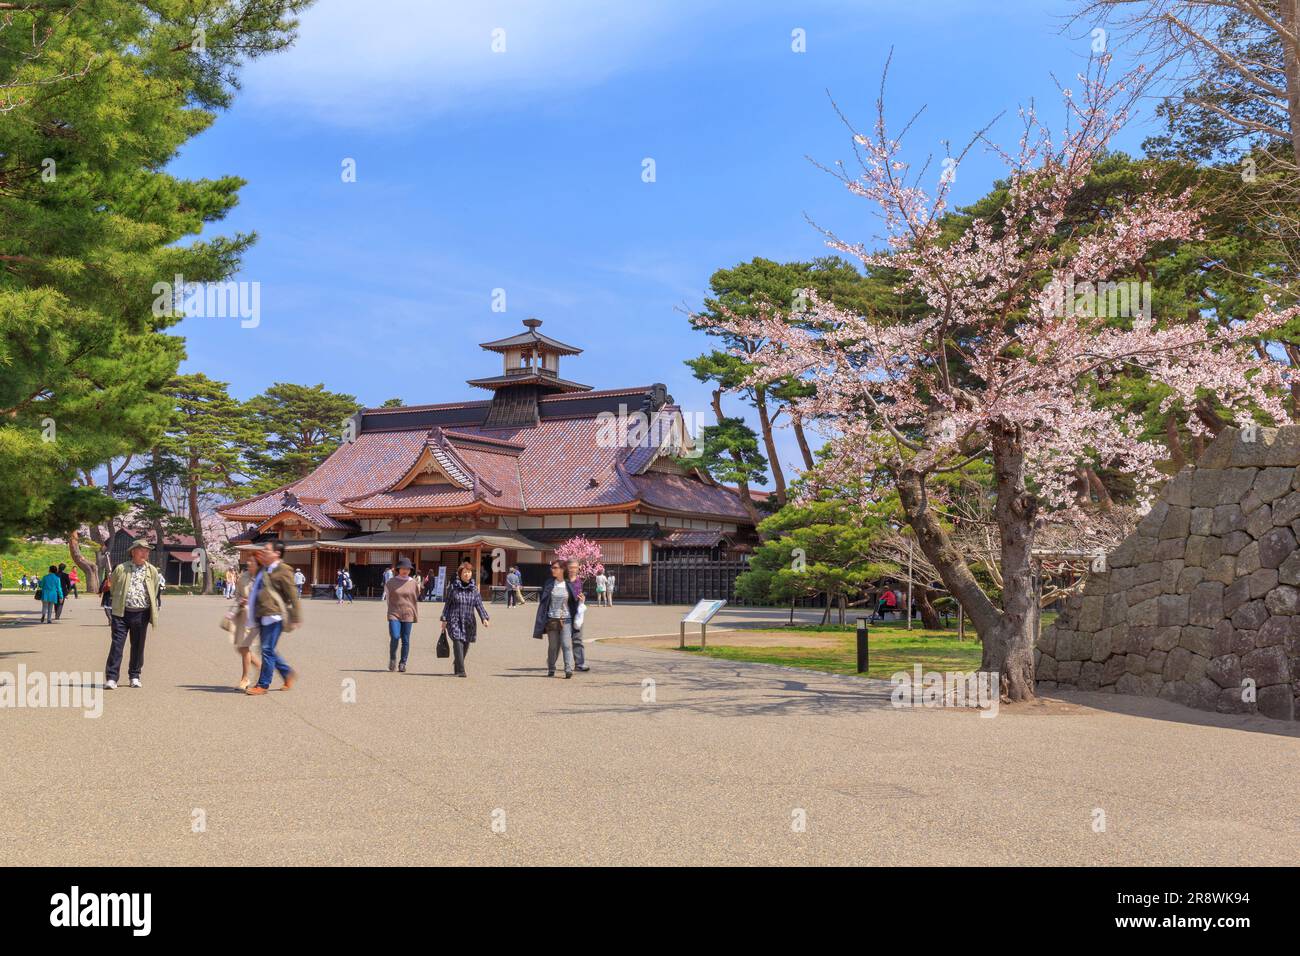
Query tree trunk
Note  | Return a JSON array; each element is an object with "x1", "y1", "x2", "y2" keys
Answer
[
  {"x1": 895, "y1": 467, "x2": 1000, "y2": 637},
  {"x1": 754, "y1": 387, "x2": 787, "y2": 506},
  {"x1": 916, "y1": 584, "x2": 941, "y2": 630},
  {"x1": 68, "y1": 531, "x2": 99, "y2": 593},
  {"x1": 1165, "y1": 412, "x2": 1187, "y2": 470},
  {"x1": 1085, "y1": 466, "x2": 1113, "y2": 511},
  {"x1": 791, "y1": 412, "x2": 816, "y2": 471},
  {"x1": 709, "y1": 388, "x2": 766, "y2": 532},
  {"x1": 982, "y1": 423, "x2": 1038, "y2": 702},
  {"x1": 187, "y1": 455, "x2": 212, "y2": 594},
  {"x1": 146, "y1": 452, "x2": 168, "y2": 576},
  {"x1": 1282, "y1": 0, "x2": 1300, "y2": 163}
]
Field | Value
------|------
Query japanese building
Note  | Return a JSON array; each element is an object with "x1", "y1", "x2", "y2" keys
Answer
[{"x1": 218, "y1": 319, "x2": 759, "y2": 602}]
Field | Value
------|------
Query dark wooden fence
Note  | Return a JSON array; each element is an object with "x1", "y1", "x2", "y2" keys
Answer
[{"x1": 651, "y1": 555, "x2": 750, "y2": 605}]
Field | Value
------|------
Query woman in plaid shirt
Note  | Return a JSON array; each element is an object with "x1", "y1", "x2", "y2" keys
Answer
[{"x1": 439, "y1": 562, "x2": 490, "y2": 677}]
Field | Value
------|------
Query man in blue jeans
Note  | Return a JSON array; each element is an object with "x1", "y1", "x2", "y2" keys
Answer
[{"x1": 245, "y1": 541, "x2": 303, "y2": 696}]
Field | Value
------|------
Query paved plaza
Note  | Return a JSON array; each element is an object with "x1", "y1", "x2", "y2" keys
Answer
[{"x1": 1, "y1": 593, "x2": 1298, "y2": 866}]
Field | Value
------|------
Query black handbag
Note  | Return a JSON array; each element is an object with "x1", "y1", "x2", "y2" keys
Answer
[{"x1": 436, "y1": 627, "x2": 450, "y2": 659}]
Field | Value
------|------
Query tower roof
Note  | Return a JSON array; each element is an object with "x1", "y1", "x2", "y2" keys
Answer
[{"x1": 478, "y1": 318, "x2": 582, "y2": 356}]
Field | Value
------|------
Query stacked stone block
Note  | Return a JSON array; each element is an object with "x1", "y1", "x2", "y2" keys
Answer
[{"x1": 1039, "y1": 427, "x2": 1300, "y2": 721}]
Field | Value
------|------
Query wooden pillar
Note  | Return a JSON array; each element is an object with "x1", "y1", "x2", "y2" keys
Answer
[{"x1": 473, "y1": 543, "x2": 482, "y2": 592}]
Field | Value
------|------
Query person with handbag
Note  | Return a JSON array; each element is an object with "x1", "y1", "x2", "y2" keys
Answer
[
  {"x1": 228, "y1": 553, "x2": 262, "y2": 689},
  {"x1": 565, "y1": 559, "x2": 591, "y2": 672},
  {"x1": 104, "y1": 540, "x2": 160, "y2": 689},
  {"x1": 439, "y1": 561, "x2": 489, "y2": 677},
  {"x1": 384, "y1": 556, "x2": 420, "y2": 672},
  {"x1": 533, "y1": 560, "x2": 580, "y2": 678},
  {"x1": 244, "y1": 541, "x2": 303, "y2": 696},
  {"x1": 38, "y1": 565, "x2": 63, "y2": 623}
]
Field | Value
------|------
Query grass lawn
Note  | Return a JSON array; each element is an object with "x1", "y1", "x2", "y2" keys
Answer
[
  {"x1": 679, "y1": 622, "x2": 984, "y2": 679},
  {"x1": 0, "y1": 540, "x2": 95, "y2": 587}
]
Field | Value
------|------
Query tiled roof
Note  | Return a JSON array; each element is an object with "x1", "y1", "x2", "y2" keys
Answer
[
  {"x1": 523, "y1": 526, "x2": 661, "y2": 542},
  {"x1": 630, "y1": 472, "x2": 751, "y2": 521},
  {"x1": 478, "y1": 320, "x2": 583, "y2": 355},
  {"x1": 219, "y1": 388, "x2": 753, "y2": 525},
  {"x1": 256, "y1": 492, "x2": 360, "y2": 532},
  {"x1": 658, "y1": 528, "x2": 731, "y2": 549},
  {"x1": 343, "y1": 484, "x2": 478, "y2": 512}
]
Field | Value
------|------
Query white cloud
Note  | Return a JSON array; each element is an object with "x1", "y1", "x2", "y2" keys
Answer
[{"x1": 242, "y1": 0, "x2": 711, "y2": 127}]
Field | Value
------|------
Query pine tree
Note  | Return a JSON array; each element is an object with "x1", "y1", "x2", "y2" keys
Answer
[{"x1": 0, "y1": 1, "x2": 312, "y2": 548}]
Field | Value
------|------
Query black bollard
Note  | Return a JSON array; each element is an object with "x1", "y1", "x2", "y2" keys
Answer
[{"x1": 856, "y1": 616, "x2": 869, "y2": 674}]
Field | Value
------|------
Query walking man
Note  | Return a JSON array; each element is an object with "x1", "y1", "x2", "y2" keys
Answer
[
  {"x1": 293, "y1": 566, "x2": 306, "y2": 596},
  {"x1": 245, "y1": 541, "x2": 302, "y2": 696},
  {"x1": 505, "y1": 565, "x2": 522, "y2": 607},
  {"x1": 104, "y1": 540, "x2": 160, "y2": 689}
]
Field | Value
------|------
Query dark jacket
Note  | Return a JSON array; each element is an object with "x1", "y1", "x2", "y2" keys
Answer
[
  {"x1": 57, "y1": 570, "x2": 72, "y2": 599},
  {"x1": 533, "y1": 577, "x2": 581, "y2": 639},
  {"x1": 441, "y1": 578, "x2": 489, "y2": 642}
]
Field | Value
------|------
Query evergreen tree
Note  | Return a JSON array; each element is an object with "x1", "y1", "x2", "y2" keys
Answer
[
  {"x1": 161, "y1": 374, "x2": 260, "y2": 592},
  {"x1": 241, "y1": 382, "x2": 360, "y2": 494},
  {"x1": 0, "y1": 0, "x2": 312, "y2": 548}
]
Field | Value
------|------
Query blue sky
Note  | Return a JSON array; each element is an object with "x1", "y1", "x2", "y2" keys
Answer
[{"x1": 171, "y1": 0, "x2": 1155, "y2": 487}]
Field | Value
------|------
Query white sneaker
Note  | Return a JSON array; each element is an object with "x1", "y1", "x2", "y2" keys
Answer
[
  {"x1": 104, "y1": 680, "x2": 117, "y2": 690},
  {"x1": 129, "y1": 678, "x2": 141, "y2": 688}
]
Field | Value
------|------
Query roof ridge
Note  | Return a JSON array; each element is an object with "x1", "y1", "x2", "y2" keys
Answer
[{"x1": 442, "y1": 429, "x2": 527, "y2": 451}]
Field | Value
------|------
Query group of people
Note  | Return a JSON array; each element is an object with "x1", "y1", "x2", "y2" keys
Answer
[
  {"x1": 17, "y1": 564, "x2": 78, "y2": 604},
  {"x1": 502, "y1": 564, "x2": 615, "y2": 610},
  {"x1": 872, "y1": 587, "x2": 918, "y2": 622},
  {"x1": 31, "y1": 541, "x2": 602, "y2": 692},
  {"x1": 34, "y1": 564, "x2": 77, "y2": 623},
  {"x1": 222, "y1": 540, "x2": 302, "y2": 693},
  {"x1": 380, "y1": 556, "x2": 595, "y2": 679}
]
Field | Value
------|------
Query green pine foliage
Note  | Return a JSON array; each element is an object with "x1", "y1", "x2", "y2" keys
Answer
[{"x1": 0, "y1": 1, "x2": 312, "y2": 549}]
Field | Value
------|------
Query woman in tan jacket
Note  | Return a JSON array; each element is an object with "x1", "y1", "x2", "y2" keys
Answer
[
  {"x1": 384, "y1": 556, "x2": 420, "y2": 672},
  {"x1": 232, "y1": 554, "x2": 262, "y2": 689}
]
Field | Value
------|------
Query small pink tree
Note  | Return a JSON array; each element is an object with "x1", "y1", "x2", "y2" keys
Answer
[
  {"x1": 706, "y1": 58, "x2": 1298, "y2": 701},
  {"x1": 554, "y1": 535, "x2": 605, "y2": 582}
]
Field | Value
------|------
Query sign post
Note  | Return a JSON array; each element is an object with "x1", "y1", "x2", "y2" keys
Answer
[{"x1": 680, "y1": 599, "x2": 728, "y2": 649}]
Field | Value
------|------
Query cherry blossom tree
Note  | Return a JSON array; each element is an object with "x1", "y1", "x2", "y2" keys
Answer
[
  {"x1": 554, "y1": 535, "x2": 605, "y2": 582},
  {"x1": 705, "y1": 58, "x2": 1298, "y2": 700}
]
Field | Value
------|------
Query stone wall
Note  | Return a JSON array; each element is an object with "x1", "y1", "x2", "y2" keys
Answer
[{"x1": 1039, "y1": 426, "x2": 1300, "y2": 721}]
